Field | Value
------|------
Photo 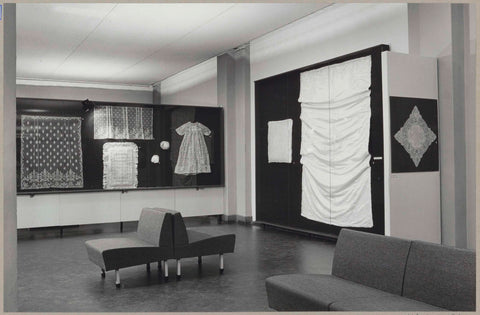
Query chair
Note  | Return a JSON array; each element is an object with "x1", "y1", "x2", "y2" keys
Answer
[{"x1": 84, "y1": 208, "x2": 174, "y2": 288}]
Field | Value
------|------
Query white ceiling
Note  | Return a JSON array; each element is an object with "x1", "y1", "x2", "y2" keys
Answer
[{"x1": 17, "y1": 3, "x2": 330, "y2": 88}]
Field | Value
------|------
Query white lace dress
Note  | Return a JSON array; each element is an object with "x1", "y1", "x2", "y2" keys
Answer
[{"x1": 174, "y1": 122, "x2": 211, "y2": 175}]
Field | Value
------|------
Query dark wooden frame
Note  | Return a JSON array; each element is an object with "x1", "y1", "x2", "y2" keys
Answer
[
  {"x1": 254, "y1": 44, "x2": 389, "y2": 239},
  {"x1": 16, "y1": 98, "x2": 225, "y2": 195}
]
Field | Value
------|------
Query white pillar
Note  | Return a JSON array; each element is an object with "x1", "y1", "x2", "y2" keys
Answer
[{"x1": 2, "y1": 3, "x2": 18, "y2": 311}]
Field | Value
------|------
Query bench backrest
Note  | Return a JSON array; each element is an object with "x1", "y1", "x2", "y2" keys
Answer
[
  {"x1": 140, "y1": 208, "x2": 190, "y2": 246},
  {"x1": 402, "y1": 241, "x2": 476, "y2": 311},
  {"x1": 332, "y1": 229, "x2": 411, "y2": 295},
  {"x1": 137, "y1": 208, "x2": 173, "y2": 247}
]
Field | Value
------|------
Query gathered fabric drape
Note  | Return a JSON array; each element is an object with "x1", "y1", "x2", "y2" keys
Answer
[
  {"x1": 20, "y1": 115, "x2": 84, "y2": 190},
  {"x1": 299, "y1": 56, "x2": 373, "y2": 227},
  {"x1": 94, "y1": 105, "x2": 153, "y2": 140},
  {"x1": 103, "y1": 142, "x2": 138, "y2": 189}
]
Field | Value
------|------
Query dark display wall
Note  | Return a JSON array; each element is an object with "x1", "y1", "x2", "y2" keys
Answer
[
  {"x1": 17, "y1": 98, "x2": 224, "y2": 194},
  {"x1": 255, "y1": 45, "x2": 389, "y2": 238}
]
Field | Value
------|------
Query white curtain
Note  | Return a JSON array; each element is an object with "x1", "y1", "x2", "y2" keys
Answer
[
  {"x1": 299, "y1": 56, "x2": 373, "y2": 227},
  {"x1": 94, "y1": 106, "x2": 154, "y2": 140}
]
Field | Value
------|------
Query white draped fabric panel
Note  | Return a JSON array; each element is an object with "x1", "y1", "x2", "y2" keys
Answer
[{"x1": 299, "y1": 56, "x2": 373, "y2": 227}]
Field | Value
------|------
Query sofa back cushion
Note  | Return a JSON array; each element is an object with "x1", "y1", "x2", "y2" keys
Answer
[
  {"x1": 332, "y1": 229, "x2": 411, "y2": 295},
  {"x1": 403, "y1": 241, "x2": 476, "y2": 311},
  {"x1": 137, "y1": 208, "x2": 173, "y2": 247},
  {"x1": 139, "y1": 208, "x2": 189, "y2": 247}
]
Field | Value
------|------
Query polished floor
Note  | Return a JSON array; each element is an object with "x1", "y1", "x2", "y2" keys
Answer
[{"x1": 17, "y1": 218, "x2": 336, "y2": 312}]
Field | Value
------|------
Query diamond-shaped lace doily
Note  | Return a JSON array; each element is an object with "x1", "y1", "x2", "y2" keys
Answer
[{"x1": 394, "y1": 106, "x2": 437, "y2": 167}]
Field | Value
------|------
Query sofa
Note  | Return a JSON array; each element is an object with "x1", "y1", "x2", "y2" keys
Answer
[
  {"x1": 266, "y1": 229, "x2": 475, "y2": 311},
  {"x1": 85, "y1": 207, "x2": 236, "y2": 287},
  {"x1": 154, "y1": 208, "x2": 236, "y2": 279},
  {"x1": 85, "y1": 208, "x2": 175, "y2": 287}
]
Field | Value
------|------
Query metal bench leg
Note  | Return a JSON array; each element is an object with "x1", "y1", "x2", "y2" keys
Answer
[
  {"x1": 115, "y1": 269, "x2": 121, "y2": 288},
  {"x1": 101, "y1": 269, "x2": 106, "y2": 278},
  {"x1": 176, "y1": 259, "x2": 181, "y2": 280},
  {"x1": 198, "y1": 256, "x2": 202, "y2": 265},
  {"x1": 164, "y1": 260, "x2": 169, "y2": 281},
  {"x1": 158, "y1": 261, "x2": 162, "y2": 272},
  {"x1": 146, "y1": 263, "x2": 150, "y2": 273},
  {"x1": 219, "y1": 254, "x2": 224, "y2": 274}
]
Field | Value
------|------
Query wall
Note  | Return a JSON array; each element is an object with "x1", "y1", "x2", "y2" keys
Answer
[
  {"x1": 2, "y1": 3, "x2": 17, "y2": 311},
  {"x1": 159, "y1": 58, "x2": 217, "y2": 107},
  {"x1": 17, "y1": 83, "x2": 153, "y2": 104},
  {"x1": 249, "y1": 3, "x2": 409, "y2": 220},
  {"x1": 382, "y1": 52, "x2": 441, "y2": 243},
  {"x1": 464, "y1": 4, "x2": 476, "y2": 250},
  {"x1": 233, "y1": 46, "x2": 252, "y2": 222},
  {"x1": 408, "y1": 3, "x2": 476, "y2": 249},
  {"x1": 16, "y1": 81, "x2": 224, "y2": 229},
  {"x1": 158, "y1": 56, "x2": 225, "y2": 219}
]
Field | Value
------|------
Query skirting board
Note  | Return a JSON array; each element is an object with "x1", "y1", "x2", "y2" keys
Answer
[{"x1": 222, "y1": 215, "x2": 252, "y2": 224}]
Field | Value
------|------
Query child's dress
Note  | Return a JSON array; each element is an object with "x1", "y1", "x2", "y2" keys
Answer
[{"x1": 174, "y1": 122, "x2": 211, "y2": 175}]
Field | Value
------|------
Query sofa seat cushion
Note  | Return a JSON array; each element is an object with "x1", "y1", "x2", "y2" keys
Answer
[
  {"x1": 329, "y1": 295, "x2": 447, "y2": 311},
  {"x1": 85, "y1": 237, "x2": 170, "y2": 271},
  {"x1": 175, "y1": 230, "x2": 235, "y2": 258},
  {"x1": 265, "y1": 274, "x2": 393, "y2": 311}
]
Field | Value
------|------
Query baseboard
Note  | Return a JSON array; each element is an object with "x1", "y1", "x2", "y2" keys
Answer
[{"x1": 222, "y1": 215, "x2": 252, "y2": 224}]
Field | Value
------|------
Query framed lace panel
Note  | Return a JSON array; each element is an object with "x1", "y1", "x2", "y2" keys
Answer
[{"x1": 20, "y1": 115, "x2": 84, "y2": 189}]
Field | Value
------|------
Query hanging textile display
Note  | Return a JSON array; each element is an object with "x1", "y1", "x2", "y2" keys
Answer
[
  {"x1": 267, "y1": 119, "x2": 293, "y2": 163},
  {"x1": 174, "y1": 121, "x2": 211, "y2": 175},
  {"x1": 94, "y1": 105, "x2": 154, "y2": 140},
  {"x1": 390, "y1": 97, "x2": 439, "y2": 173},
  {"x1": 103, "y1": 142, "x2": 138, "y2": 189},
  {"x1": 20, "y1": 115, "x2": 84, "y2": 190},
  {"x1": 299, "y1": 55, "x2": 373, "y2": 228}
]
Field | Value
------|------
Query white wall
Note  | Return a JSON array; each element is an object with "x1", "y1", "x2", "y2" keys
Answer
[
  {"x1": 250, "y1": 3, "x2": 409, "y2": 82},
  {"x1": 249, "y1": 3, "x2": 409, "y2": 220},
  {"x1": 17, "y1": 84, "x2": 153, "y2": 104},
  {"x1": 3, "y1": 3, "x2": 18, "y2": 311},
  {"x1": 408, "y1": 3, "x2": 476, "y2": 249},
  {"x1": 382, "y1": 52, "x2": 441, "y2": 243},
  {"x1": 159, "y1": 58, "x2": 217, "y2": 107},
  {"x1": 16, "y1": 83, "x2": 224, "y2": 229}
]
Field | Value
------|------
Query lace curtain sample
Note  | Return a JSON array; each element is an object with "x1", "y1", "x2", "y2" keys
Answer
[
  {"x1": 94, "y1": 106, "x2": 153, "y2": 140},
  {"x1": 103, "y1": 142, "x2": 138, "y2": 189},
  {"x1": 299, "y1": 56, "x2": 373, "y2": 228},
  {"x1": 394, "y1": 106, "x2": 437, "y2": 167},
  {"x1": 20, "y1": 115, "x2": 83, "y2": 190},
  {"x1": 174, "y1": 122, "x2": 211, "y2": 175},
  {"x1": 268, "y1": 119, "x2": 293, "y2": 163}
]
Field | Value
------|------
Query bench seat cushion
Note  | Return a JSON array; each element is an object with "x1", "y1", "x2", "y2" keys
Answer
[
  {"x1": 265, "y1": 274, "x2": 393, "y2": 311},
  {"x1": 329, "y1": 295, "x2": 447, "y2": 311},
  {"x1": 85, "y1": 237, "x2": 172, "y2": 271},
  {"x1": 175, "y1": 230, "x2": 235, "y2": 258}
]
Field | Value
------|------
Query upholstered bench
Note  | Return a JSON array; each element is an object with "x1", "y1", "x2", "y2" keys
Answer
[
  {"x1": 85, "y1": 208, "x2": 174, "y2": 287},
  {"x1": 266, "y1": 229, "x2": 475, "y2": 311},
  {"x1": 155, "y1": 208, "x2": 236, "y2": 280}
]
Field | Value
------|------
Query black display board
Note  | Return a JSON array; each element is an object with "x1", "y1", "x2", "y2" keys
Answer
[
  {"x1": 390, "y1": 96, "x2": 439, "y2": 173},
  {"x1": 255, "y1": 45, "x2": 389, "y2": 238},
  {"x1": 17, "y1": 98, "x2": 224, "y2": 194}
]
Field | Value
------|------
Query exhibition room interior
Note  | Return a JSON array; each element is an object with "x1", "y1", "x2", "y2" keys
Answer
[{"x1": 1, "y1": 1, "x2": 477, "y2": 312}]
